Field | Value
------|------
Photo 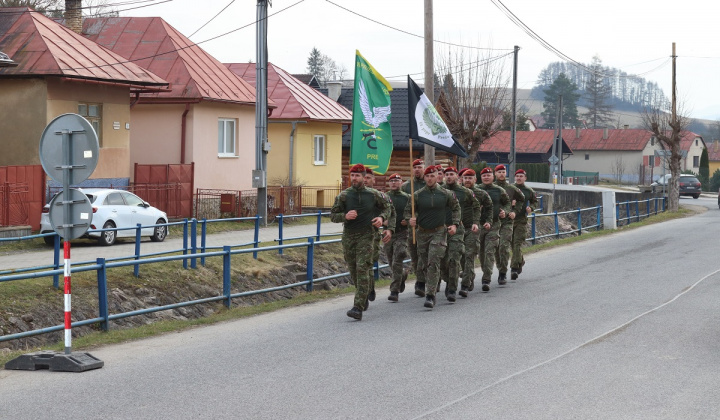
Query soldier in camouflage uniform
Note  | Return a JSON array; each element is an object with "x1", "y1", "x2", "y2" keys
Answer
[
  {"x1": 364, "y1": 166, "x2": 394, "y2": 303},
  {"x1": 492, "y1": 165, "x2": 525, "y2": 285},
  {"x1": 385, "y1": 174, "x2": 410, "y2": 302},
  {"x1": 439, "y1": 167, "x2": 481, "y2": 302},
  {"x1": 460, "y1": 169, "x2": 493, "y2": 297},
  {"x1": 401, "y1": 158, "x2": 427, "y2": 296},
  {"x1": 476, "y1": 167, "x2": 510, "y2": 292},
  {"x1": 331, "y1": 164, "x2": 393, "y2": 321},
  {"x1": 511, "y1": 168, "x2": 538, "y2": 280},
  {"x1": 404, "y1": 166, "x2": 461, "y2": 309}
]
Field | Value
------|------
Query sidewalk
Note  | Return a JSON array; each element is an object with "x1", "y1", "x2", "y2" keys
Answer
[{"x1": 0, "y1": 221, "x2": 344, "y2": 272}]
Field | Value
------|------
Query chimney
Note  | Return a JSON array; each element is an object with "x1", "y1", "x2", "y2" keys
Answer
[
  {"x1": 575, "y1": 127, "x2": 580, "y2": 139},
  {"x1": 64, "y1": 0, "x2": 83, "y2": 34},
  {"x1": 603, "y1": 127, "x2": 609, "y2": 140},
  {"x1": 327, "y1": 80, "x2": 342, "y2": 102},
  {"x1": 623, "y1": 124, "x2": 629, "y2": 130}
]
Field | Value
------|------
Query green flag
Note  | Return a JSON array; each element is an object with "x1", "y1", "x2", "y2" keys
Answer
[{"x1": 350, "y1": 50, "x2": 393, "y2": 174}]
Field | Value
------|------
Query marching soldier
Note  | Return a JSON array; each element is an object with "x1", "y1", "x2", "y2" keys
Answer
[
  {"x1": 492, "y1": 165, "x2": 525, "y2": 285},
  {"x1": 385, "y1": 174, "x2": 410, "y2": 301},
  {"x1": 460, "y1": 169, "x2": 493, "y2": 296},
  {"x1": 440, "y1": 167, "x2": 480, "y2": 302},
  {"x1": 331, "y1": 164, "x2": 392, "y2": 320},
  {"x1": 404, "y1": 166, "x2": 460, "y2": 309},
  {"x1": 401, "y1": 158, "x2": 427, "y2": 296},
  {"x1": 476, "y1": 167, "x2": 510, "y2": 292},
  {"x1": 510, "y1": 168, "x2": 538, "y2": 280},
  {"x1": 363, "y1": 166, "x2": 393, "y2": 303}
]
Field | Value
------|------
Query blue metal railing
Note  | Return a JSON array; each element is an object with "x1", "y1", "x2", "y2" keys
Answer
[
  {"x1": 528, "y1": 205, "x2": 603, "y2": 245},
  {"x1": 616, "y1": 197, "x2": 667, "y2": 226}
]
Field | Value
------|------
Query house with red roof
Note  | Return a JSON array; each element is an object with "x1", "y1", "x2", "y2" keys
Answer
[
  {"x1": 476, "y1": 130, "x2": 572, "y2": 166},
  {"x1": 226, "y1": 62, "x2": 351, "y2": 205},
  {"x1": 706, "y1": 140, "x2": 720, "y2": 176},
  {"x1": 563, "y1": 128, "x2": 705, "y2": 183},
  {"x1": 82, "y1": 16, "x2": 265, "y2": 191},
  {"x1": 0, "y1": 8, "x2": 168, "y2": 184}
]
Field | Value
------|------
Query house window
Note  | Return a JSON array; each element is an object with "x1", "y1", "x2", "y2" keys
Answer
[
  {"x1": 584, "y1": 153, "x2": 589, "y2": 160},
  {"x1": 218, "y1": 118, "x2": 236, "y2": 156},
  {"x1": 648, "y1": 155, "x2": 655, "y2": 166},
  {"x1": 695, "y1": 139, "x2": 699, "y2": 146},
  {"x1": 693, "y1": 156, "x2": 699, "y2": 167},
  {"x1": 314, "y1": 135, "x2": 326, "y2": 165},
  {"x1": 650, "y1": 137, "x2": 655, "y2": 146},
  {"x1": 78, "y1": 102, "x2": 102, "y2": 147}
]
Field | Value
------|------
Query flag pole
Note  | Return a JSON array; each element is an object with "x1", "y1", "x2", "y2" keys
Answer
[{"x1": 409, "y1": 137, "x2": 416, "y2": 244}]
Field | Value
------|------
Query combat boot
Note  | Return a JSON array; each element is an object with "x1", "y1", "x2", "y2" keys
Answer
[
  {"x1": 414, "y1": 282, "x2": 426, "y2": 297},
  {"x1": 346, "y1": 307, "x2": 362, "y2": 320},
  {"x1": 388, "y1": 291, "x2": 399, "y2": 302},
  {"x1": 424, "y1": 294, "x2": 435, "y2": 309},
  {"x1": 511, "y1": 269, "x2": 519, "y2": 280},
  {"x1": 498, "y1": 273, "x2": 507, "y2": 285},
  {"x1": 459, "y1": 286, "x2": 469, "y2": 298},
  {"x1": 447, "y1": 290, "x2": 456, "y2": 302},
  {"x1": 368, "y1": 289, "x2": 376, "y2": 301},
  {"x1": 482, "y1": 283, "x2": 490, "y2": 292}
]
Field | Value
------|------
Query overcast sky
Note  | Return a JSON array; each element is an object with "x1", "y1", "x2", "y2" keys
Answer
[{"x1": 125, "y1": 0, "x2": 720, "y2": 121}]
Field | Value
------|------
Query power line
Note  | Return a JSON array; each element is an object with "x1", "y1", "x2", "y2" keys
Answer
[
  {"x1": 385, "y1": 51, "x2": 514, "y2": 79},
  {"x1": 324, "y1": 0, "x2": 514, "y2": 52},
  {"x1": 188, "y1": 0, "x2": 235, "y2": 38}
]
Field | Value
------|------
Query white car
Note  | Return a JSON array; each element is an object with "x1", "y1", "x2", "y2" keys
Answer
[{"x1": 41, "y1": 188, "x2": 169, "y2": 246}]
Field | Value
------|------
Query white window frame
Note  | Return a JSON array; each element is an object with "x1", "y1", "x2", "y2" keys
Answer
[
  {"x1": 218, "y1": 118, "x2": 237, "y2": 157},
  {"x1": 313, "y1": 134, "x2": 326, "y2": 165}
]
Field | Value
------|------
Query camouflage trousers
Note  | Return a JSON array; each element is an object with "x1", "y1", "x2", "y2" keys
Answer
[
  {"x1": 511, "y1": 219, "x2": 528, "y2": 271},
  {"x1": 384, "y1": 229, "x2": 409, "y2": 292},
  {"x1": 461, "y1": 227, "x2": 480, "y2": 289},
  {"x1": 407, "y1": 229, "x2": 424, "y2": 284},
  {"x1": 478, "y1": 221, "x2": 501, "y2": 283},
  {"x1": 416, "y1": 227, "x2": 448, "y2": 297},
  {"x1": 368, "y1": 229, "x2": 381, "y2": 292},
  {"x1": 494, "y1": 219, "x2": 513, "y2": 275},
  {"x1": 342, "y1": 230, "x2": 375, "y2": 310},
  {"x1": 440, "y1": 224, "x2": 465, "y2": 293}
]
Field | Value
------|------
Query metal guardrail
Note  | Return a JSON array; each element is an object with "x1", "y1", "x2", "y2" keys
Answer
[
  {"x1": 0, "y1": 197, "x2": 666, "y2": 344},
  {"x1": 616, "y1": 197, "x2": 667, "y2": 226}
]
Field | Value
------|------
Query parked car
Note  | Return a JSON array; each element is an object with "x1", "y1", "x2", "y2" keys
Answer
[
  {"x1": 41, "y1": 188, "x2": 168, "y2": 246},
  {"x1": 651, "y1": 174, "x2": 702, "y2": 198}
]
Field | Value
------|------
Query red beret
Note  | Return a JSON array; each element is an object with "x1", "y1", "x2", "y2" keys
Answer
[
  {"x1": 494, "y1": 164, "x2": 506, "y2": 172},
  {"x1": 349, "y1": 163, "x2": 366, "y2": 173},
  {"x1": 412, "y1": 159, "x2": 424, "y2": 167},
  {"x1": 464, "y1": 169, "x2": 476, "y2": 176},
  {"x1": 424, "y1": 166, "x2": 437, "y2": 175},
  {"x1": 365, "y1": 167, "x2": 374, "y2": 175},
  {"x1": 435, "y1": 165, "x2": 444, "y2": 173},
  {"x1": 444, "y1": 166, "x2": 458, "y2": 174},
  {"x1": 515, "y1": 169, "x2": 527, "y2": 175},
  {"x1": 388, "y1": 173, "x2": 402, "y2": 181},
  {"x1": 458, "y1": 168, "x2": 469, "y2": 176},
  {"x1": 480, "y1": 167, "x2": 493, "y2": 175}
]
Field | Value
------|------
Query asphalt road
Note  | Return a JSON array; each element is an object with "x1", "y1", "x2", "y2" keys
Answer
[{"x1": 1, "y1": 197, "x2": 719, "y2": 419}]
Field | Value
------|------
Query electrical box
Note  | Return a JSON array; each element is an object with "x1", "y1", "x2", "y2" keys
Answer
[
  {"x1": 252, "y1": 170, "x2": 266, "y2": 188},
  {"x1": 263, "y1": 141, "x2": 271, "y2": 152}
]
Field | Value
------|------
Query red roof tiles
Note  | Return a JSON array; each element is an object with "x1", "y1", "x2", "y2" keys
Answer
[
  {"x1": 564, "y1": 128, "x2": 651, "y2": 151},
  {"x1": 82, "y1": 17, "x2": 258, "y2": 105},
  {"x1": 0, "y1": 8, "x2": 167, "y2": 88},
  {"x1": 478, "y1": 130, "x2": 572, "y2": 154},
  {"x1": 226, "y1": 62, "x2": 351, "y2": 123}
]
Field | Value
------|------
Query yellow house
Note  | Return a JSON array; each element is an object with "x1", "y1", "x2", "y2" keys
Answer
[
  {"x1": 226, "y1": 63, "x2": 352, "y2": 207},
  {"x1": 0, "y1": 8, "x2": 167, "y2": 184}
]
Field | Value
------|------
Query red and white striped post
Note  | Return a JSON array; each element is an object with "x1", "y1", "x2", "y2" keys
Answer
[{"x1": 63, "y1": 240, "x2": 72, "y2": 354}]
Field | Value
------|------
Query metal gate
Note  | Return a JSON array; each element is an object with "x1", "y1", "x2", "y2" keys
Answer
[
  {"x1": 0, "y1": 165, "x2": 45, "y2": 230},
  {"x1": 134, "y1": 163, "x2": 194, "y2": 219}
]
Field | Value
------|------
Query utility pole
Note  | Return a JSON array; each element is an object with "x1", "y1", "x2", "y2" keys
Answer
[
  {"x1": 671, "y1": 42, "x2": 677, "y2": 132},
  {"x1": 557, "y1": 94, "x2": 563, "y2": 183},
  {"x1": 255, "y1": 0, "x2": 270, "y2": 225},
  {"x1": 509, "y1": 45, "x2": 519, "y2": 176},
  {"x1": 423, "y1": 0, "x2": 435, "y2": 166}
]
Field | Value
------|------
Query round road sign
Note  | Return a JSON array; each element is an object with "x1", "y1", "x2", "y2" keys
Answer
[
  {"x1": 48, "y1": 189, "x2": 93, "y2": 240},
  {"x1": 39, "y1": 113, "x2": 99, "y2": 184}
]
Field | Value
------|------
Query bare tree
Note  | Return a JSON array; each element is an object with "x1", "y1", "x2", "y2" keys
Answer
[
  {"x1": 641, "y1": 102, "x2": 690, "y2": 211},
  {"x1": 0, "y1": 0, "x2": 62, "y2": 12},
  {"x1": 320, "y1": 54, "x2": 347, "y2": 85},
  {"x1": 1, "y1": 0, "x2": 117, "y2": 17},
  {"x1": 611, "y1": 155, "x2": 626, "y2": 184},
  {"x1": 434, "y1": 45, "x2": 512, "y2": 168}
]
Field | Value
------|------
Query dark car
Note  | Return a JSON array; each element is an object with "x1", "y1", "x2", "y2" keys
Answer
[{"x1": 651, "y1": 174, "x2": 702, "y2": 199}]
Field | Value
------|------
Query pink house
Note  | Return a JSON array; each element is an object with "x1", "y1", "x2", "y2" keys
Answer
[{"x1": 82, "y1": 17, "x2": 269, "y2": 191}]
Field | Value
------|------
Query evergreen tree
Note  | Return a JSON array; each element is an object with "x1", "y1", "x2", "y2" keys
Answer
[
  {"x1": 306, "y1": 47, "x2": 324, "y2": 82},
  {"x1": 710, "y1": 169, "x2": 720, "y2": 192},
  {"x1": 541, "y1": 73, "x2": 580, "y2": 129},
  {"x1": 500, "y1": 109, "x2": 530, "y2": 131},
  {"x1": 583, "y1": 56, "x2": 614, "y2": 128}
]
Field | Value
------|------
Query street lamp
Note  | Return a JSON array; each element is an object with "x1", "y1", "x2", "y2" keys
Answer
[{"x1": 0, "y1": 51, "x2": 18, "y2": 68}]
